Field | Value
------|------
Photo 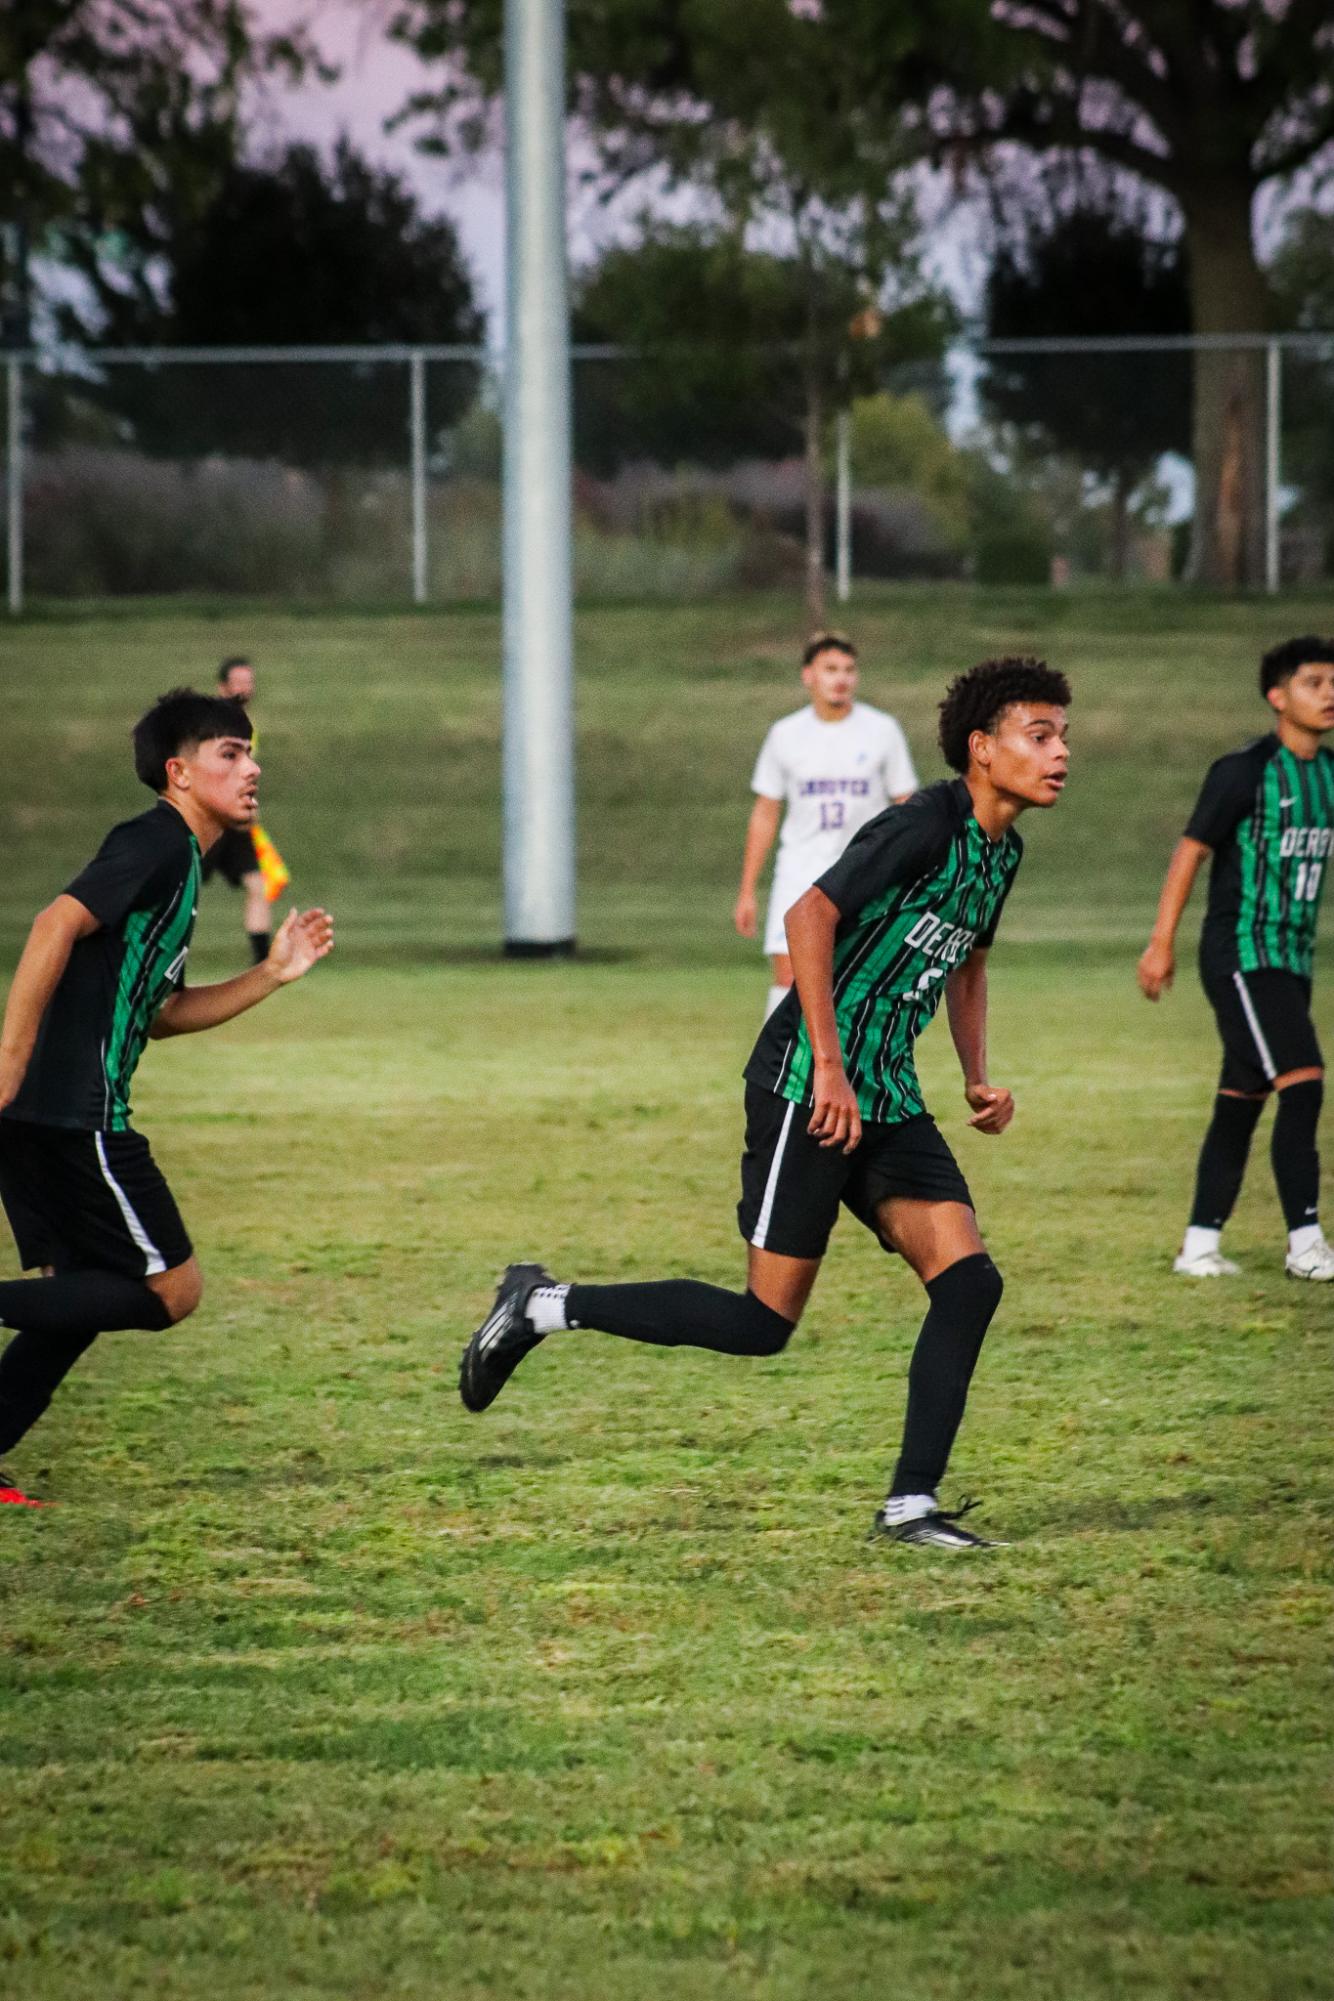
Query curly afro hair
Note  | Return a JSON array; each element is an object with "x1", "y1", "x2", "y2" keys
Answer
[
  {"x1": 937, "y1": 657, "x2": 1071, "y2": 775},
  {"x1": 1260, "y1": 634, "x2": 1334, "y2": 698}
]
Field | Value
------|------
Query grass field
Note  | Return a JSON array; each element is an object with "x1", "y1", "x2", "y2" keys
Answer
[{"x1": 1, "y1": 589, "x2": 1333, "y2": 1999}]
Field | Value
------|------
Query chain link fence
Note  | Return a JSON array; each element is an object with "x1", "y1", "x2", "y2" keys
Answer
[{"x1": 3, "y1": 334, "x2": 1333, "y2": 610}]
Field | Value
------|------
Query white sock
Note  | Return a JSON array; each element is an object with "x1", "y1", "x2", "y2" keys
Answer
[
  {"x1": 765, "y1": 983, "x2": 791, "y2": 1019},
  {"x1": 1288, "y1": 1223, "x2": 1323, "y2": 1258},
  {"x1": 1181, "y1": 1226, "x2": 1222, "y2": 1261},
  {"x1": 526, "y1": 1284, "x2": 573, "y2": 1333},
  {"x1": 881, "y1": 1492, "x2": 937, "y2": 1526}
]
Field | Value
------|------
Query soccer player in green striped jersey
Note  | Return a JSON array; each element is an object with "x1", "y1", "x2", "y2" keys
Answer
[
  {"x1": 460, "y1": 657, "x2": 1072, "y2": 1552},
  {"x1": 1139, "y1": 635, "x2": 1334, "y2": 1282},
  {"x1": 0, "y1": 689, "x2": 333, "y2": 1506}
]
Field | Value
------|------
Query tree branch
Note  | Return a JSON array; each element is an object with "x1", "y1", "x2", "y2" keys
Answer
[
  {"x1": 993, "y1": 0, "x2": 1184, "y2": 155},
  {"x1": 1253, "y1": 94, "x2": 1334, "y2": 182},
  {"x1": 934, "y1": 80, "x2": 1181, "y2": 196}
]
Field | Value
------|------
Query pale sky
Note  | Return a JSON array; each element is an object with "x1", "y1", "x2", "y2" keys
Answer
[
  {"x1": 249, "y1": 0, "x2": 507, "y2": 319},
  {"x1": 248, "y1": 0, "x2": 678, "y2": 331}
]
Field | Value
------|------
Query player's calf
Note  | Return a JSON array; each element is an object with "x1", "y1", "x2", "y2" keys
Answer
[
  {"x1": 458, "y1": 1267, "x2": 797, "y2": 1413},
  {"x1": 871, "y1": 1249, "x2": 1005, "y2": 1552}
]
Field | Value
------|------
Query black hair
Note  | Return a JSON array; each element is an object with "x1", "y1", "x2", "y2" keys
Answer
[
  {"x1": 802, "y1": 630, "x2": 857, "y2": 667},
  {"x1": 218, "y1": 655, "x2": 252, "y2": 684},
  {"x1": 132, "y1": 687, "x2": 252, "y2": 792},
  {"x1": 1260, "y1": 635, "x2": 1334, "y2": 698},
  {"x1": 937, "y1": 656, "x2": 1071, "y2": 774}
]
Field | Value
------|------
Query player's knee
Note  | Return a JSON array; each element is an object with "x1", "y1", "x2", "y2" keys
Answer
[
  {"x1": 967, "y1": 1254, "x2": 1004, "y2": 1318},
  {"x1": 931, "y1": 1250, "x2": 1003, "y2": 1319},
  {"x1": 738, "y1": 1292, "x2": 795, "y2": 1355}
]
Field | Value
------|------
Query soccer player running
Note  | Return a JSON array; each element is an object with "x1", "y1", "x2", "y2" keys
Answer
[
  {"x1": 0, "y1": 689, "x2": 333, "y2": 1507},
  {"x1": 1138, "y1": 635, "x2": 1334, "y2": 1282},
  {"x1": 202, "y1": 656, "x2": 287, "y2": 964},
  {"x1": 735, "y1": 632, "x2": 919, "y2": 1019},
  {"x1": 461, "y1": 657, "x2": 1071, "y2": 1551}
]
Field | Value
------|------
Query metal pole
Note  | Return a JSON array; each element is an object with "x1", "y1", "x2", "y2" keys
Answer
[
  {"x1": 410, "y1": 350, "x2": 428, "y2": 606},
  {"x1": 6, "y1": 356, "x2": 22, "y2": 617},
  {"x1": 835, "y1": 407, "x2": 851, "y2": 604},
  {"x1": 501, "y1": 0, "x2": 575, "y2": 953},
  {"x1": 1265, "y1": 338, "x2": 1281, "y2": 597}
]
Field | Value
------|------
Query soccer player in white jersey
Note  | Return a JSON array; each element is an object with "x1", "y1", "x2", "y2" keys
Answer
[{"x1": 734, "y1": 633, "x2": 919, "y2": 1016}]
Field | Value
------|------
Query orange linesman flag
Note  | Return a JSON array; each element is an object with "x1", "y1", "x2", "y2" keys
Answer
[{"x1": 251, "y1": 825, "x2": 290, "y2": 904}]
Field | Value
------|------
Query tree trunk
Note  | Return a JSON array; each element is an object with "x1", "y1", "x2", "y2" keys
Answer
[
  {"x1": 803, "y1": 364, "x2": 826, "y2": 627},
  {"x1": 1181, "y1": 181, "x2": 1269, "y2": 589}
]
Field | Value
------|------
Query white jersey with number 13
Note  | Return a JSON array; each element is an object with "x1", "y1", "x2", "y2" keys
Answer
[{"x1": 752, "y1": 700, "x2": 919, "y2": 955}]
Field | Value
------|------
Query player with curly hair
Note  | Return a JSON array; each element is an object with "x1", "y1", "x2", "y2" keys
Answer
[{"x1": 458, "y1": 656, "x2": 1071, "y2": 1552}]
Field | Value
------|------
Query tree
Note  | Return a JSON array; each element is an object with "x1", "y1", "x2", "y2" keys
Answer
[
  {"x1": 71, "y1": 139, "x2": 484, "y2": 477},
  {"x1": 573, "y1": 225, "x2": 948, "y2": 617},
  {"x1": 0, "y1": 0, "x2": 318, "y2": 346},
  {"x1": 862, "y1": 0, "x2": 1334, "y2": 586},
  {"x1": 392, "y1": 0, "x2": 1334, "y2": 589},
  {"x1": 980, "y1": 190, "x2": 1191, "y2": 577}
]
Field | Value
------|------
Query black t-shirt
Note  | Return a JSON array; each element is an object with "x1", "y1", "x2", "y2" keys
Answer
[
  {"x1": 3, "y1": 801, "x2": 201, "y2": 1132},
  {"x1": 1185, "y1": 735, "x2": 1334, "y2": 981}
]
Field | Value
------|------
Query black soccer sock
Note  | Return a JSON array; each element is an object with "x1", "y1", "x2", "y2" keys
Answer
[
  {"x1": 889, "y1": 1253, "x2": 1004, "y2": 1498},
  {"x1": 1189, "y1": 1093, "x2": 1265, "y2": 1231},
  {"x1": 564, "y1": 1280, "x2": 794, "y2": 1356},
  {"x1": 1271, "y1": 1077, "x2": 1323, "y2": 1232},
  {"x1": 0, "y1": 1272, "x2": 173, "y2": 1338},
  {"x1": 0, "y1": 1326, "x2": 100, "y2": 1456},
  {"x1": 247, "y1": 930, "x2": 270, "y2": 965}
]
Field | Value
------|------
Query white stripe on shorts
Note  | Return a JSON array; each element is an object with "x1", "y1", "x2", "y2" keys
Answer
[
  {"x1": 94, "y1": 1132, "x2": 167, "y2": 1275},
  {"x1": 751, "y1": 1099, "x2": 797, "y2": 1250},
  {"x1": 1231, "y1": 970, "x2": 1277, "y2": 1081}
]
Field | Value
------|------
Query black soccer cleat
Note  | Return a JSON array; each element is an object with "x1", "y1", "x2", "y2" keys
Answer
[
  {"x1": 868, "y1": 1497, "x2": 1003, "y2": 1551},
  {"x1": 459, "y1": 1262, "x2": 555, "y2": 1412}
]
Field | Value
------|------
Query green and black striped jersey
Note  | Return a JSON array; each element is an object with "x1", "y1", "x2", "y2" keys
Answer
[
  {"x1": 746, "y1": 779, "x2": 1022, "y2": 1126},
  {"x1": 2, "y1": 801, "x2": 201, "y2": 1132},
  {"x1": 1186, "y1": 736, "x2": 1334, "y2": 981}
]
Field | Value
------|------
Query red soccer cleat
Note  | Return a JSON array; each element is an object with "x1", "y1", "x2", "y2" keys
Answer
[{"x1": 0, "y1": 1485, "x2": 50, "y2": 1509}]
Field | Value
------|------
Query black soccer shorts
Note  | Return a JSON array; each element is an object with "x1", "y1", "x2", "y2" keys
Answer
[
  {"x1": 202, "y1": 827, "x2": 260, "y2": 889},
  {"x1": 0, "y1": 1120, "x2": 193, "y2": 1278},
  {"x1": 1202, "y1": 967, "x2": 1323, "y2": 1095},
  {"x1": 736, "y1": 1082, "x2": 974, "y2": 1261}
]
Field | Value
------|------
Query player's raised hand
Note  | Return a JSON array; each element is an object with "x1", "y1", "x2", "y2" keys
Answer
[
  {"x1": 1137, "y1": 939, "x2": 1174, "y2": 1001},
  {"x1": 808, "y1": 1056, "x2": 862, "y2": 1153},
  {"x1": 733, "y1": 889, "x2": 758, "y2": 939},
  {"x1": 966, "y1": 1083, "x2": 1014, "y2": 1136},
  {"x1": 267, "y1": 907, "x2": 334, "y2": 984}
]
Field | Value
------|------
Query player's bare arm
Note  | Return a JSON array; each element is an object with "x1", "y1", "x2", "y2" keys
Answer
[
  {"x1": 150, "y1": 908, "x2": 334, "y2": 1039},
  {"x1": 1138, "y1": 837, "x2": 1211, "y2": 1000},
  {"x1": 734, "y1": 794, "x2": 782, "y2": 938},
  {"x1": 0, "y1": 894, "x2": 100, "y2": 1110},
  {"x1": 946, "y1": 949, "x2": 1014, "y2": 1135},
  {"x1": 785, "y1": 884, "x2": 861, "y2": 1153}
]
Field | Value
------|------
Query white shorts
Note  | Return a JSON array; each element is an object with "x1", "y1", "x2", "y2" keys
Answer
[{"x1": 763, "y1": 858, "x2": 819, "y2": 956}]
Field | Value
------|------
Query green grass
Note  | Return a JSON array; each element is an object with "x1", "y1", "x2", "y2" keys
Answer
[{"x1": 1, "y1": 588, "x2": 1333, "y2": 1999}]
